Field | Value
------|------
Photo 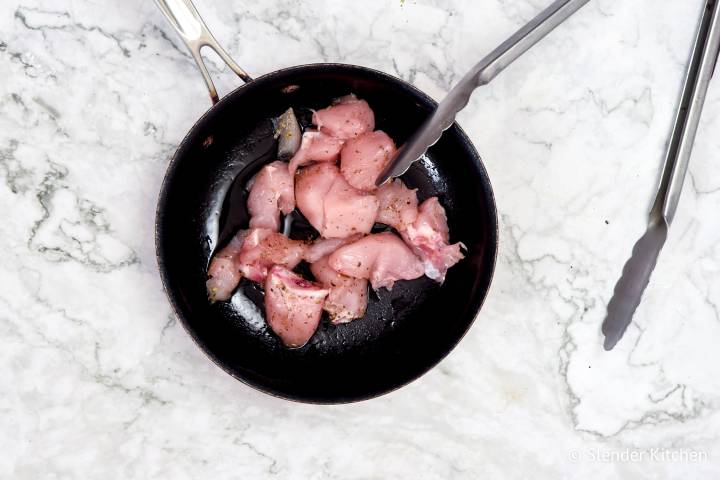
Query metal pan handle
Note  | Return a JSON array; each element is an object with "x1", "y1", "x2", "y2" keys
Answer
[{"x1": 154, "y1": 0, "x2": 252, "y2": 103}]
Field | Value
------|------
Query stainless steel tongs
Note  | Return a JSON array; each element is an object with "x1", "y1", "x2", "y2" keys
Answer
[{"x1": 602, "y1": 0, "x2": 720, "y2": 350}]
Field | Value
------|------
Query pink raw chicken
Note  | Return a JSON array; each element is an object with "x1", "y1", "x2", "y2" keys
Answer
[
  {"x1": 264, "y1": 265, "x2": 329, "y2": 348},
  {"x1": 312, "y1": 95, "x2": 375, "y2": 140},
  {"x1": 206, "y1": 230, "x2": 248, "y2": 302},
  {"x1": 288, "y1": 131, "x2": 345, "y2": 175},
  {"x1": 303, "y1": 234, "x2": 364, "y2": 263},
  {"x1": 375, "y1": 179, "x2": 418, "y2": 230},
  {"x1": 295, "y1": 163, "x2": 378, "y2": 239},
  {"x1": 328, "y1": 232, "x2": 424, "y2": 290},
  {"x1": 305, "y1": 234, "x2": 367, "y2": 323},
  {"x1": 247, "y1": 161, "x2": 295, "y2": 231},
  {"x1": 237, "y1": 228, "x2": 306, "y2": 283},
  {"x1": 310, "y1": 256, "x2": 368, "y2": 323},
  {"x1": 401, "y1": 197, "x2": 464, "y2": 283},
  {"x1": 340, "y1": 130, "x2": 397, "y2": 191}
]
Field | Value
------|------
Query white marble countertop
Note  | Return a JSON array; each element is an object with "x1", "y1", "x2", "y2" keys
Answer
[{"x1": 2, "y1": 0, "x2": 720, "y2": 478}]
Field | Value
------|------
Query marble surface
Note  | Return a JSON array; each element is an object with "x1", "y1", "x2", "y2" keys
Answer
[{"x1": 1, "y1": 0, "x2": 719, "y2": 477}]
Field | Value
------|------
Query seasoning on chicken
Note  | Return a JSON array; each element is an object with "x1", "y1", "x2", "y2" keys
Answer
[
  {"x1": 206, "y1": 230, "x2": 248, "y2": 302},
  {"x1": 339, "y1": 130, "x2": 397, "y2": 191},
  {"x1": 328, "y1": 232, "x2": 424, "y2": 290},
  {"x1": 207, "y1": 94, "x2": 467, "y2": 347},
  {"x1": 237, "y1": 228, "x2": 306, "y2": 283},
  {"x1": 295, "y1": 163, "x2": 378, "y2": 239},
  {"x1": 312, "y1": 94, "x2": 375, "y2": 140},
  {"x1": 323, "y1": 177, "x2": 379, "y2": 238},
  {"x1": 288, "y1": 130, "x2": 345, "y2": 175},
  {"x1": 303, "y1": 234, "x2": 364, "y2": 264},
  {"x1": 401, "y1": 197, "x2": 464, "y2": 283},
  {"x1": 310, "y1": 256, "x2": 368, "y2": 323},
  {"x1": 247, "y1": 161, "x2": 295, "y2": 231},
  {"x1": 275, "y1": 107, "x2": 302, "y2": 160},
  {"x1": 264, "y1": 265, "x2": 329, "y2": 348},
  {"x1": 375, "y1": 179, "x2": 418, "y2": 231}
]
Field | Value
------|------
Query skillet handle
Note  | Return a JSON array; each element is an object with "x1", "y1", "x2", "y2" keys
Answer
[{"x1": 154, "y1": 0, "x2": 252, "y2": 104}]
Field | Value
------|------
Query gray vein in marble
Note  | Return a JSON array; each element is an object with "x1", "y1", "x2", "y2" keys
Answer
[
  {"x1": 502, "y1": 210, "x2": 717, "y2": 441},
  {"x1": 690, "y1": 171, "x2": 720, "y2": 196},
  {"x1": 0, "y1": 139, "x2": 33, "y2": 194},
  {"x1": 2, "y1": 1, "x2": 719, "y2": 477},
  {"x1": 26, "y1": 161, "x2": 139, "y2": 272},
  {"x1": 234, "y1": 440, "x2": 280, "y2": 475},
  {"x1": 0, "y1": 287, "x2": 173, "y2": 417},
  {"x1": 14, "y1": 7, "x2": 132, "y2": 58}
]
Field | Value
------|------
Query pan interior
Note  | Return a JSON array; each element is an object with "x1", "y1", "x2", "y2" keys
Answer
[{"x1": 157, "y1": 65, "x2": 497, "y2": 402}]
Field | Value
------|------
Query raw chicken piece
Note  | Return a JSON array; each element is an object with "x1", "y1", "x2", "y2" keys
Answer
[
  {"x1": 295, "y1": 163, "x2": 378, "y2": 238},
  {"x1": 206, "y1": 230, "x2": 248, "y2": 302},
  {"x1": 310, "y1": 256, "x2": 368, "y2": 323},
  {"x1": 294, "y1": 163, "x2": 336, "y2": 232},
  {"x1": 313, "y1": 94, "x2": 375, "y2": 140},
  {"x1": 340, "y1": 130, "x2": 397, "y2": 191},
  {"x1": 303, "y1": 234, "x2": 364, "y2": 263},
  {"x1": 264, "y1": 265, "x2": 329, "y2": 348},
  {"x1": 375, "y1": 179, "x2": 418, "y2": 230},
  {"x1": 323, "y1": 176, "x2": 379, "y2": 238},
  {"x1": 328, "y1": 232, "x2": 424, "y2": 290},
  {"x1": 401, "y1": 197, "x2": 464, "y2": 282},
  {"x1": 237, "y1": 228, "x2": 306, "y2": 283},
  {"x1": 288, "y1": 130, "x2": 345, "y2": 175},
  {"x1": 247, "y1": 161, "x2": 295, "y2": 231}
]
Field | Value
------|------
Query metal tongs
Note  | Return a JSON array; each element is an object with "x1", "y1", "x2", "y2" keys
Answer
[
  {"x1": 377, "y1": 0, "x2": 592, "y2": 184},
  {"x1": 603, "y1": 0, "x2": 720, "y2": 350}
]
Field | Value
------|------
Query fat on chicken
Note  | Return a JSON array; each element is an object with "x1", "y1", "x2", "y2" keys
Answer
[{"x1": 401, "y1": 197, "x2": 464, "y2": 283}]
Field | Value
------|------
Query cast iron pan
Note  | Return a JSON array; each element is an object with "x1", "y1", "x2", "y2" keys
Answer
[{"x1": 154, "y1": 0, "x2": 498, "y2": 403}]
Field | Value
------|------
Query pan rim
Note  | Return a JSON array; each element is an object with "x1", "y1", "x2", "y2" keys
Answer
[{"x1": 154, "y1": 62, "x2": 499, "y2": 403}]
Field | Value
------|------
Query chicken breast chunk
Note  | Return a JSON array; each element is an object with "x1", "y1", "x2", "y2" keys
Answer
[
  {"x1": 237, "y1": 228, "x2": 306, "y2": 283},
  {"x1": 312, "y1": 94, "x2": 375, "y2": 140},
  {"x1": 264, "y1": 265, "x2": 329, "y2": 348},
  {"x1": 295, "y1": 163, "x2": 378, "y2": 239},
  {"x1": 247, "y1": 161, "x2": 295, "y2": 231},
  {"x1": 328, "y1": 232, "x2": 424, "y2": 290},
  {"x1": 339, "y1": 130, "x2": 397, "y2": 191}
]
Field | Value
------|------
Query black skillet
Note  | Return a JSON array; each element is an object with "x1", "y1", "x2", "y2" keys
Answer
[{"x1": 154, "y1": 0, "x2": 498, "y2": 403}]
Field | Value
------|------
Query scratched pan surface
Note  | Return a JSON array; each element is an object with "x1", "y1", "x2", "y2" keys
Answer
[{"x1": 156, "y1": 64, "x2": 498, "y2": 403}]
